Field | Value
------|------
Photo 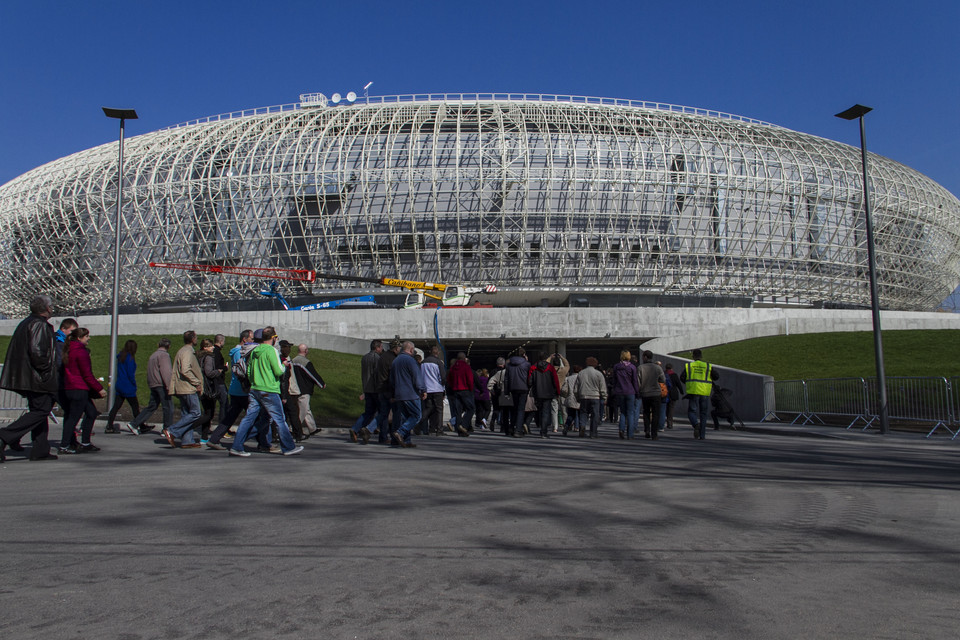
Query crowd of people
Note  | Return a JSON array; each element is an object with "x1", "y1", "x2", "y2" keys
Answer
[
  {"x1": 0, "y1": 295, "x2": 730, "y2": 462},
  {"x1": 0, "y1": 296, "x2": 326, "y2": 461},
  {"x1": 347, "y1": 340, "x2": 724, "y2": 448}
]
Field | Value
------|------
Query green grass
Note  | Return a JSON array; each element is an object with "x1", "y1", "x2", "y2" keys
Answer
[
  {"x1": 0, "y1": 334, "x2": 364, "y2": 423},
  {"x1": 675, "y1": 329, "x2": 960, "y2": 380}
]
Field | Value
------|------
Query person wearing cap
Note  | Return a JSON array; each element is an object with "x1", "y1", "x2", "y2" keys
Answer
[
  {"x1": 206, "y1": 330, "x2": 272, "y2": 451},
  {"x1": 573, "y1": 357, "x2": 606, "y2": 438},
  {"x1": 228, "y1": 327, "x2": 303, "y2": 457}
]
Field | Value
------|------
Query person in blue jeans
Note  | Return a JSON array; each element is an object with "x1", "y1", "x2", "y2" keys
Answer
[
  {"x1": 229, "y1": 327, "x2": 303, "y2": 457},
  {"x1": 165, "y1": 331, "x2": 203, "y2": 447},
  {"x1": 389, "y1": 341, "x2": 426, "y2": 448},
  {"x1": 611, "y1": 351, "x2": 639, "y2": 439}
]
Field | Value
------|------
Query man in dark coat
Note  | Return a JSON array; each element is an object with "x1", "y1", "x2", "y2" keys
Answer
[
  {"x1": 527, "y1": 352, "x2": 561, "y2": 438},
  {"x1": 0, "y1": 295, "x2": 59, "y2": 461}
]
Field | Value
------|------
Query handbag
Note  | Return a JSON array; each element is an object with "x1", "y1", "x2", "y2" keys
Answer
[
  {"x1": 659, "y1": 382, "x2": 669, "y2": 399},
  {"x1": 498, "y1": 390, "x2": 514, "y2": 407}
]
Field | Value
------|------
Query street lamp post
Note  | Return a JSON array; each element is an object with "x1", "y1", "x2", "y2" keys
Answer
[
  {"x1": 102, "y1": 107, "x2": 138, "y2": 417},
  {"x1": 835, "y1": 104, "x2": 889, "y2": 435}
]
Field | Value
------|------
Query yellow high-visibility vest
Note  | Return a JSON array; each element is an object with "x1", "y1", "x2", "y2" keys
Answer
[{"x1": 684, "y1": 360, "x2": 713, "y2": 396}]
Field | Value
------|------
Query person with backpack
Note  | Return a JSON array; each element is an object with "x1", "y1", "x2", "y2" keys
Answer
[
  {"x1": 527, "y1": 351, "x2": 561, "y2": 438},
  {"x1": 206, "y1": 329, "x2": 267, "y2": 451},
  {"x1": 228, "y1": 327, "x2": 303, "y2": 457}
]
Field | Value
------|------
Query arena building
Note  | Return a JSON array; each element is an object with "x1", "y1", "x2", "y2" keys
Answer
[{"x1": 0, "y1": 93, "x2": 958, "y2": 316}]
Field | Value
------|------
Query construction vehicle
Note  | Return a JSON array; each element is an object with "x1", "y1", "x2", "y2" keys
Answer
[
  {"x1": 258, "y1": 281, "x2": 375, "y2": 311},
  {"x1": 149, "y1": 262, "x2": 497, "y2": 309}
]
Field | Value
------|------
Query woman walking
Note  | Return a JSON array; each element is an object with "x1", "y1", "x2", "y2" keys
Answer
[
  {"x1": 59, "y1": 328, "x2": 107, "y2": 453},
  {"x1": 105, "y1": 340, "x2": 140, "y2": 433}
]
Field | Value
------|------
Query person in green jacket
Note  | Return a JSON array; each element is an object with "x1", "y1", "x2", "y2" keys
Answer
[{"x1": 228, "y1": 327, "x2": 303, "y2": 457}]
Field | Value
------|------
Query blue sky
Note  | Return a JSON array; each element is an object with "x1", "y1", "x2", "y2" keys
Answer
[{"x1": 2, "y1": 0, "x2": 958, "y2": 195}]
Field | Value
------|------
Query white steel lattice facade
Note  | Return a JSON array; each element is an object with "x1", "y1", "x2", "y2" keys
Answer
[{"x1": 1, "y1": 93, "x2": 959, "y2": 316}]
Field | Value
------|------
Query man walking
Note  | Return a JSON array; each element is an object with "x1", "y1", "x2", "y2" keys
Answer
[
  {"x1": 373, "y1": 339, "x2": 402, "y2": 444},
  {"x1": 228, "y1": 327, "x2": 303, "y2": 457},
  {"x1": 681, "y1": 348, "x2": 719, "y2": 440},
  {"x1": 292, "y1": 343, "x2": 325, "y2": 437},
  {"x1": 212, "y1": 334, "x2": 230, "y2": 424},
  {"x1": 418, "y1": 345, "x2": 446, "y2": 436},
  {"x1": 206, "y1": 329, "x2": 272, "y2": 451},
  {"x1": 0, "y1": 295, "x2": 60, "y2": 461},
  {"x1": 446, "y1": 352, "x2": 474, "y2": 437},
  {"x1": 505, "y1": 348, "x2": 531, "y2": 437},
  {"x1": 125, "y1": 338, "x2": 173, "y2": 435},
  {"x1": 164, "y1": 331, "x2": 203, "y2": 448},
  {"x1": 527, "y1": 351, "x2": 561, "y2": 438},
  {"x1": 350, "y1": 339, "x2": 383, "y2": 444},
  {"x1": 574, "y1": 357, "x2": 606, "y2": 438},
  {"x1": 390, "y1": 341, "x2": 426, "y2": 448},
  {"x1": 637, "y1": 350, "x2": 665, "y2": 440}
]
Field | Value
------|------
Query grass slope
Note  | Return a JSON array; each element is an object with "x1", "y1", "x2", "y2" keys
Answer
[{"x1": 680, "y1": 329, "x2": 960, "y2": 380}]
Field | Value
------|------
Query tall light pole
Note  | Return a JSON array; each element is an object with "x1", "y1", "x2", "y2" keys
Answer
[
  {"x1": 102, "y1": 107, "x2": 138, "y2": 416},
  {"x1": 835, "y1": 104, "x2": 889, "y2": 435}
]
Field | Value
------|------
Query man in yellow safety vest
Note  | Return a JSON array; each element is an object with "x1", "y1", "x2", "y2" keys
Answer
[{"x1": 680, "y1": 349, "x2": 719, "y2": 440}]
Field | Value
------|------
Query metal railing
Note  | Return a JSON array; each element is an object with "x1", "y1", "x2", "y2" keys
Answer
[
  {"x1": 0, "y1": 365, "x2": 28, "y2": 420},
  {"x1": 163, "y1": 93, "x2": 775, "y2": 130},
  {"x1": 765, "y1": 377, "x2": 959, "y2": 439}
]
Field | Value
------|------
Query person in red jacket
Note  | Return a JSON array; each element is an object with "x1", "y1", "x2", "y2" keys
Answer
[
  {"x1": 527, "y1": 352, "x2": 561, "y2": 438},
  {"x1": 446, "y1": 353, "x2": 474, "y2": 437},
  {"x1": 59, "y1": 328, "x2": 107, "y2": 453}
]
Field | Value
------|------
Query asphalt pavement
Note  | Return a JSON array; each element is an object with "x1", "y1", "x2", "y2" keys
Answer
[{"x1": 1, "y1": 419, "x2": 958, "y2": 639}]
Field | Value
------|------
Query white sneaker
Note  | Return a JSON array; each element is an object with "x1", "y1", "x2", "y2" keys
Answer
[
  {"x1": 283, "y1": 445, "x2": 305, "y2": 456},
  {"x1": 123, "y1": 422, "x2": 139, "y2": 435},
  {"x1": 228, "y1": 448, "x2": 251, "y2": 457}
]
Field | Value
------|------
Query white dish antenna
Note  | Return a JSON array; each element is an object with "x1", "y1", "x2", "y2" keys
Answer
[
  {"x1": 346, "y1": 91, "x2": 357, "y2": 103},
  {"x1": 331, "y1": 93, "x2": 342, "y2": 104}
]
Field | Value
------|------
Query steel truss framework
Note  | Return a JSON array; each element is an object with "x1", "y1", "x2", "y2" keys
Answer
[{"x1": 0, "y1": 93, "x2": 958, "y2": 316}]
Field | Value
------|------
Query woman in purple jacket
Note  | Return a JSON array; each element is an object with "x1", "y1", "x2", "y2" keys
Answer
[
  {"x1": 611, "y1": 350, "x2": 640, "y2": 439},
  {"x1": 59, "y1": 328, "x2": 106, "y2": 453}
]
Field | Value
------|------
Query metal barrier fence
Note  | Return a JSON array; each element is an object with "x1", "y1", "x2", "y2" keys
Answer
[
  {"x1": 0, "y1": 364, "x2": 28, "y2": 420},
  {"x1": 766, "y1": 376, "x2": 959, "y2": 440}
]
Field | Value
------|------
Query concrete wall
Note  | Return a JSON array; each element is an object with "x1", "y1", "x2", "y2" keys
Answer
[{"x1": 3, "y1": 307, "x2": 957, "y2": 352}]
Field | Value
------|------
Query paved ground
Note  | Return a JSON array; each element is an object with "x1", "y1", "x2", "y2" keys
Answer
[{"x1": 1, "y1": 420, "x2": 958, "y2": 639}]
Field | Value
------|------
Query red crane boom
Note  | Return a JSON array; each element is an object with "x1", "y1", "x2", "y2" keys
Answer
[{"x1": 149, "y1": 262, "x2": 316, "y2": 283}]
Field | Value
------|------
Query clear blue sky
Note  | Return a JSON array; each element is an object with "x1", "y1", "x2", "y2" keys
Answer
[{"x1": 2, "y1": 0, "x2": 958, "y2": 195}]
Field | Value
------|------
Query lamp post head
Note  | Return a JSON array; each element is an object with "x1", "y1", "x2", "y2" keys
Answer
[
  {"x1": 835, "y1": 104, "x2": 872, "y2": 120},
  {"x1": 102, "y1": 107, "x2": 139, "y2": 120}
]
